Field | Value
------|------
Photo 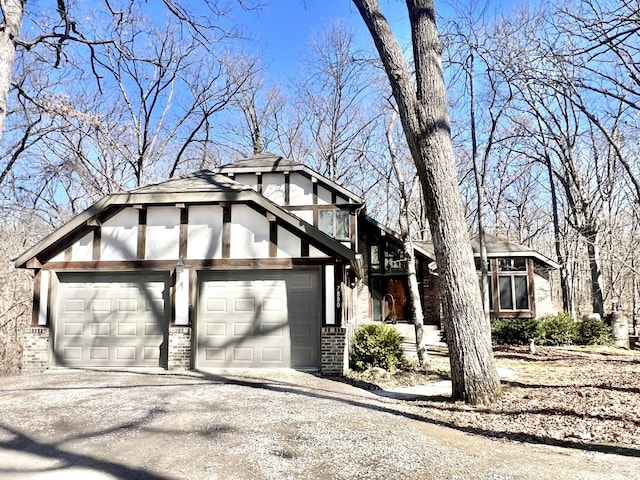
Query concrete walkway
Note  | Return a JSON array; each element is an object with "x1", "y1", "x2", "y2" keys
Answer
[{"x1": 374, "y1": 367, "x2": 517, "y2": 400}]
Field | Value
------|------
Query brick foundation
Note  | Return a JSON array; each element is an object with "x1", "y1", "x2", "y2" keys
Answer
[
  {"x1": 321, "y1": 327, "x2": 348, "y2": 375},
  {"x1": 22, "y1": 327, "x2": 50, "y2": 373},
  {"x1": 168, "y1": 326, "x2": 192, "y2": 370}
]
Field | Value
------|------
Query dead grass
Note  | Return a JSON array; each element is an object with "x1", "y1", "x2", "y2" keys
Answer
[{"x1": 347, "y1": 345, "x2": 640, "y2": 449}]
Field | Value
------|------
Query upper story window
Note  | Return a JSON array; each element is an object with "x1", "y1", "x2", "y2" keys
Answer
[{"x1": 319, "y1": 209, "x2": 350, "y2": 240}]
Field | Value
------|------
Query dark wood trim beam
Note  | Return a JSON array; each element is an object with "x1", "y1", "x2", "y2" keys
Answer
[
  {"x1": 312, "y1": 178, "x2": 318, "y2": 205},
  {"x1": 284, "y1": 172, "x2": 290, "y2": 205},
  {"x1": 43, "y1": 257, "x2": 336, "y2": 270},
  {"x1": 269, "y1": 219, "x2": 278, "y2": 258},
  {"x1": 92, "y1": 228, "x2": 101, "y2": 261},
  {"x1": 527, "y1": 258, "x2": 536, "y2": 318},
  {"x1": 31, "y1": 270, "x2": 41, "y2": 326},
  {"x1": 137, "y1": 208, "x2": 147, "y2": 260},
  {"x1": 179, "y1": 207, "x2": 188, "y2": 259},
  {"x1": 301, "y1": 239, "x2": 310, "y2": 257},
  {"x1": 222, "y1": 204, "x2": 231, "y2": 258},
  {"x1": 257, "y1": 172, "x2": 263, "y2": 194}
]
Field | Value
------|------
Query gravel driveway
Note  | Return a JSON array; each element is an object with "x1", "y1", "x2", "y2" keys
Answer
[{"x1": 1, "y1": 369, "x2": 638, "y2": 479}]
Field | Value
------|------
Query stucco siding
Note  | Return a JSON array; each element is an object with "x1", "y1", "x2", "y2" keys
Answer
[
  {"x1": 309, "y1": 245, "x2": 329, "y2": 258},
  {"x1": 187, "y1": 205, "x2": 223, "y2": 259},
  {"x1": 289, "y1": 173, "x2": 313, "y2": 205},
  {"x1": 262, "y1": 173, "x2": 286, "y2": 205},
  {"x1": 295, "y1": 210, "x2": 314, "y2": 225},
  {"x1": 101, "y1": 208, "x2": 138, "y2": 260},
  {"x1": 145, "y1": 207, "x2": 180, "y2": 260},
  {"x1": 317, "y1": 185, "x2": 332, "y2": 205},
  {"x1": 277, "y1": 226, "x2": 301, "y2": 258},
  {"x1": 234, "y1": 173, "x2": 257, "y2": 191},
  {"x1": 72, "y1": 232, "x2": 94, "y2": 261},
  {"x1": 230, "y1": 205, "x2": 270, "y2": 258}
]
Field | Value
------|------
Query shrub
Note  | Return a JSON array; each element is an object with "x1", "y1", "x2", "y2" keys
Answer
[
  {"x1": 491, "y1": 318, "x2": 539, "y2": 345},
  {"x1": 350, "y1": 323, "x2": 404, "y2": 372},
  {"x1": 575, "y1": 316, "x2": 612, "y2": 345},
  {"x1": 491, "y1": 313, "x2": 613, "y2": 347},
  {"x1": 537, "y1": 313, "x2": 577, "y2": 346}
]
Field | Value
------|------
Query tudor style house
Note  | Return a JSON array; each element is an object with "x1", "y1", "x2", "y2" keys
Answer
[{"x1": 16, "y1": 153, "x2": 559, "y2": 374}]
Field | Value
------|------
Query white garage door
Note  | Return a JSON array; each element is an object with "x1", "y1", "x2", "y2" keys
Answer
[
  {"x1": 197, "y1": 269, "x2": 320, "y2": 369},
  {"x1": 54, "y1": 272, "x2": 169, "y2": 367}
]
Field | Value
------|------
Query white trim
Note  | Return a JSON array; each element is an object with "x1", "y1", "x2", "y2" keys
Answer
[
  {"x1": 174, "y1": 268, "x2": 190, "y2": 325},
  {"x1": 38, "y1": 271, "x2": 49, "y2": 326},
  {"x1": 325, "y1": 265, "x2": 335, "y2": 325}
]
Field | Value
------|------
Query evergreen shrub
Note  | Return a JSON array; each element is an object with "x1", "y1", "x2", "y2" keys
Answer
[{"x1": 350, "y1": 323, "x2": 404, "y2": 372}]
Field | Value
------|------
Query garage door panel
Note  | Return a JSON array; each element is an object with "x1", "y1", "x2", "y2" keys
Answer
[
  {"x1": 197, "y1": 269, "x2": 319, "y2": 369},
  {"x1": 117, "y1": 323, "x2": 137, "y2": 336},
  {"x1": 205, "y1": 323, "x2": 226, "y2": 336},
  {"x1": 55, "y1": 272, "x2": 169, "y2": 367},
  {"x1": 262, "y1": 348, "x2": 283, "y2": 362},
  {"x1": 261, "y1": 322, "x2": 285, "y2": 336},
  {"x1": 90, "y1": 347, "x2": 109, "y2": 360},
  {"x1": 234, "y1": 298, "x2": 255, "y2": 312},
  {"x1": 292, "y1": 347, "x2": 313, "y2": 365},
  {"x1": 90, "y1": 323, "x2": 110, "y2": 336},
  {"x1": 206, "y1": 298, "x2": 227, "y2": 312},
  {"x1": 233, "y1": 323, "x2": 254, "y2": 336},
  {"x1": 205, "y1": 347, "x2": 225, "y2": 361}
]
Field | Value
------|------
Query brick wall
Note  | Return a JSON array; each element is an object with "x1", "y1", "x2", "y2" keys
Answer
[
  {"x1": 321, "y1": 327, "x2": 348, "y2": 375},
  {"x1": 168, "y1": 326, "x2": 192, "y2": 370},
  {"x1": 22, "y1": 327, "x2": 50, "y2": 373},
  {"x1": 421, "y1": 266, "x2": 441, "y2": 326}
]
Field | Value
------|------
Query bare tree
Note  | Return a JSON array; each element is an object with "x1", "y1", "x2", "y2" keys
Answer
[
  {"x1": 352, "y1": 0, "x2": 501, "y2": 405},
  {"x1": 295, "y1": 20, "x2": 381, "y2": 191},
  {"x1": 386, "y1": 107, "x2": 428, "y2": 365}
]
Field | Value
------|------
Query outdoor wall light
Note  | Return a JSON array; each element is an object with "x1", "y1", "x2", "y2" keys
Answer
[{"x1": 176, "y1": 257, "x2": 185, "y2": 274}]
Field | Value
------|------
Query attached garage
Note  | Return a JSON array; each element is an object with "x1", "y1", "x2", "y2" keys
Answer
[
  {"x1": 53, "y1": 272, "x2": 169, "y2": 367},
  {"x1": 17, "y1": 166, "x2": 358, "y2": 374},
  {"x1": 196, "y1": 269, "x2": 320, "y2": 369}
]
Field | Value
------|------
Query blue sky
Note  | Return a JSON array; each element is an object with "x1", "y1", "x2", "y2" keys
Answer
[{"x1": 235, "y1": 0, "x2": 519, "y2": 78}]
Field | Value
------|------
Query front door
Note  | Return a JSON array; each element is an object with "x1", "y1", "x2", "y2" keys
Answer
[{"x1": 385, "y1": 278, "x2": 407, "y2": 321}]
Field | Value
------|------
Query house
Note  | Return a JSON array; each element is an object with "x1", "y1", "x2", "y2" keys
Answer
[{"x1": 16, "y1": 153, "x2": 558, "y2": 374}]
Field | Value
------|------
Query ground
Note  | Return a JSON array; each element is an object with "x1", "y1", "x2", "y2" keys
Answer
[
  {"x1": 347, "y1": 344, "x2": 640, "y2": 450},
  {"x1": 0, "y1": 346, "x2": 639, "y2": 480}
]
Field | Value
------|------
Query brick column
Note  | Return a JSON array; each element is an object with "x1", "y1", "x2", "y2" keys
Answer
[
  {"x1": 168, "y1": 326, "x2": 192, "y2": 370},
  {"x1": 22, "y1": 327, "x2": 50, "y2": 373},
  {"x1": 321, "y1": 327, "x2": 348, "y2": 375}
]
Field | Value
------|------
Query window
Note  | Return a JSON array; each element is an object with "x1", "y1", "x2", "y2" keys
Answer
[
  {"x1": 371, "y1": 245, "x2": 380, "y2": 273},
  {"x1": 319, "y1": 209, "x2": 350, "y2": 240},
  {"x1": 497, "y1": 258, "x2": 529, "y2": 311},
  {"x1": 383, "y1": 242, "x2": 405, "y2": 274}
]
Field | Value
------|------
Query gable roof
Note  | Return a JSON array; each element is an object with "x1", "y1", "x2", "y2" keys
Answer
[
  {"x1": 361, "y1": 215, "x2": 436, "y2": 262},
  {"x1": 415, "y1": 234, "x2": 560, "y2": 269},
  {"x1": 215, "y1": 153, "x2": 364, "y2": 205},
  {"x1": 14, "y1": 170, "x2": 357, "y2": 269}
]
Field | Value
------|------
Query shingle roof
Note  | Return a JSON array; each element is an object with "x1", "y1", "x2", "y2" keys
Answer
[
  {"x1": 414, "y1": 234, "x2": 559, "y2": 269},
  {"x1": 13, "y1": 169, "x2": 357, "y2": 268},
  {"x1": 217, "y1": 153, "x2": 298, "y2": 171},
  {"x1": 215, "y1": 152, "x2": 364, "y2": 204},
  {"x1": 132, "y1": 170, "x2": 247, "y2": 194}
]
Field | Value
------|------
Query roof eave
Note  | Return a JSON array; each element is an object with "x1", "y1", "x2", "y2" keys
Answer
[{"x1": 14, "y1": 187, "x2": 357, "y2": 269}]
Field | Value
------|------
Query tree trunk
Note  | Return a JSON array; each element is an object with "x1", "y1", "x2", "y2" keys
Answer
[
  {"x1": 353, "y1": 0, "x2": 501, "y2": 405},
  {"x1": 585, "y1": 229, "x2": 605, "y2": 317},
  {"x1": 545, "y1": 152, "x2": 573, "y2": 314},
  {"x1": 0, "y1": 0, "x2": 25, "y2": 140},
  {"x1": 387, "y1": 109, "x2": 428, "y2": 365}
]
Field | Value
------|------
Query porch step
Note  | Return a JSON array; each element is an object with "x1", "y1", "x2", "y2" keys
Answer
[{"x1": 388, "y1": 322, "x2": 444, "y2": 360}]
